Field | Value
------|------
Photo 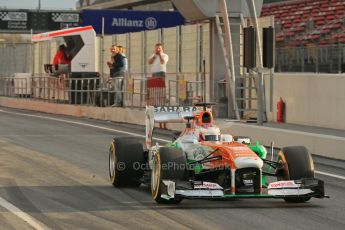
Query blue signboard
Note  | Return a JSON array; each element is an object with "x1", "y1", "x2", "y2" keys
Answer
[{"x1": 82, "y1": 10, "x2": 185, "y2": 35}]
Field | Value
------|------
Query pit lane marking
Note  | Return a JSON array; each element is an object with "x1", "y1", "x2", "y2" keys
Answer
[
  {"x1": 0, "y1": 109, "x2": 169, "y2": 143},
  {"x1": 315, "y1": 170, "x2": 345, "y2": 180},
  {"x1": 230, "y1": 122, "x2": 345, "y2": 141},
  {"x1": 0, "y1": 109, "x2": 344, "y2": 182},
  {"x1": 0, "y1": 196, "x2": 49, "y2": 230}
]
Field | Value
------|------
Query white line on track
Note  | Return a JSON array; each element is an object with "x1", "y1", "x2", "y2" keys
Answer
[
  {"x1": 0, "y1": 109, "x2": 169, "y2": 143},
  {"x1": 0, "y1": 197, "x2": 49, "y2": 230},
  {"x1": 232, "y1": 122, "x2": 345, "y2": 141},
  {"x1": 0, "y1": 108, "x2": 344, "y2": 183},
  {"x1": 315, "y1": 170, "x2": 345, "y2": 180}
]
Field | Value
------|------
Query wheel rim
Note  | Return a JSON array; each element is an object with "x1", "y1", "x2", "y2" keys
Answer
[
  {"x1": 151, "y1": 153, "x2": 161, "y2": 198},
  {"x1": 109, "y1": 143, "x2": 116, "y2": 179}
]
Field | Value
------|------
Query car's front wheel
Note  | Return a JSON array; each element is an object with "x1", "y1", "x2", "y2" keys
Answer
[
  {"x1": 151, "y1": 147, "x2": 187, "y2": 204},
  {"x1": 277, "y1": 146, "x2": 314, "y2": 203}
]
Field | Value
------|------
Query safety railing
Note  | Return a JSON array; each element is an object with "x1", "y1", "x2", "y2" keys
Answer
[
  {"x1": 168, "y1": 79, "x2": 204, "y2": 106},
  {"x1": 276, "y1": 44, "x2": 345, "y2": 73},
  {"x1": 0, "y1": 74, "x2": 205, "y2": 108}
]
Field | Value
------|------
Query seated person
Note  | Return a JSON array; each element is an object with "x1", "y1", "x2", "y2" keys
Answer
[
  {"x1": 53, "y1": 44, "x2": 71, "y2": 65},
  {"x1": 199, "y1": 126, "x2": 221, "y2": 142}
]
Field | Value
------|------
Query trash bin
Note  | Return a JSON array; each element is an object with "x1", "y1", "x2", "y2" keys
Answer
[{"x1": 146, "y1": 77, "x2": 166, "y2": 106}]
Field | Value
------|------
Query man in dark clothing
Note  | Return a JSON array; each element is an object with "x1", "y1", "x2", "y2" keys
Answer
[
  {"x1": 111, "y1": 46, "x2": 126, "y2": 106},
  {"x1": 112, "y1": 51, "x2": 125, "y2": 77}
]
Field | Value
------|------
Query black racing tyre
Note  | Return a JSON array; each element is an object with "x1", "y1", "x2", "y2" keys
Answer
[
  {"x1": 151, "y1": 147, "x2": 187, "y2": 204},
  {"x1": 109, "y1": 137, "x2": 144, "y2": 187},
  {"x1": 277, "y1": 146, "x2": 314, "y2": 203}
]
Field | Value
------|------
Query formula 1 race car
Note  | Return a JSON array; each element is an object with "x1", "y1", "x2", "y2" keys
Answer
[{"x1": 108, "y1": 103, "x2": 326, "y2": 204}]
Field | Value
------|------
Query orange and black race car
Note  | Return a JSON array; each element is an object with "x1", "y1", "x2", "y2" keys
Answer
[{"x1": 108, "y1": 103, "x2": 327, "y2": 204}]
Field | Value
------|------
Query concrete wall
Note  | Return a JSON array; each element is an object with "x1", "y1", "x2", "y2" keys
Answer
[
  {"x1": 0, "y1": 97, "x2": 145, "y2": 126},
  {"x1": 269, "y1": 73, "x2": 345, "y2": 130}
]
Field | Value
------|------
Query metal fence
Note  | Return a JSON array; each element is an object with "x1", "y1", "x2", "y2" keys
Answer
[
  {"x1": 0, "y1": 74, "x2": 205, "y2": 108},
  {"x1": 276, "y1": 44, "x2": 345, "y2": 73},
  {"x1": 3, "y1": 28, "x2": 345, "y2": 83}
]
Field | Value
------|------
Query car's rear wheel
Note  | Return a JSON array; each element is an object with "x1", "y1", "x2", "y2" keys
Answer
[
  {"x1": 109, "y1": 137, "x2": 144, "y2": 187},
  {"x1": 151, "y1": 147, "x2": 187, "y2": 204},
  {"x1": 277, "y1": 146, "x2": 314, "y2": 203}
]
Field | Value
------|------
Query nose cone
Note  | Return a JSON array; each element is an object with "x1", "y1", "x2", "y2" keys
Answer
[{"x1": 234, "y1": 157, "x2": 263, "y2": 169}]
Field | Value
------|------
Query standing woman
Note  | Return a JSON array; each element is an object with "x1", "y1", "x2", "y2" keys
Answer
[{"x1": 107, "y1": 45, "x2": 117, "y2": 78}]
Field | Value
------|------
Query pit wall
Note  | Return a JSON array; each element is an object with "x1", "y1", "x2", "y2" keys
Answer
[{"x1": 267, "y1": 73, "x2": 345, "y2": 130}]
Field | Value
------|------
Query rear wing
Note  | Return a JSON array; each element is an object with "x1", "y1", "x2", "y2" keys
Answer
[{"x1": 145, "y1": 106, "x2": 207, "y2": 149}]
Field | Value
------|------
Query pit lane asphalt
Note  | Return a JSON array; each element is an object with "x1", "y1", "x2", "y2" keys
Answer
[{"x1": 0, "y1": 107, "x2": 344, "y2": 230}]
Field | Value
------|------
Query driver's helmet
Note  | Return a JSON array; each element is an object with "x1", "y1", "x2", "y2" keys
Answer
[{"x1": 200, "y1": 126, "x2": 221, "y2": 141}]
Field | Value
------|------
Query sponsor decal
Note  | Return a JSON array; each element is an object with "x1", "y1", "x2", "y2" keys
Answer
[
  {"x1": 228, "y1": 146, "x2": 256, "y2": 158},
  {"x1": 243, "y1": 179, "x2": 253, "y2": 185},
  {"x1": 112, "y1": 18, "x2": 143, "y2": 27},
  {"x1": 233, "y1": 146, "x2": 250, "y2": 152},
  {"x1": 234, "y1": 153, "x2": 257, "y2": 158},
  {"x1": 186, "y1": 145, "x2": 213, "y2": 162},
  {"x1": 7, "y1": 21, "x2": 27, "y2": 29},
  {"x1": 153, "y1": 106, "x2": 200, "y2": 113},
  {"x1": 0, "y1": 11, "x2": 28, "y2": 30},
  {"x1": 83, "y1": 10, "x2": 184, "y2": 34},
  {"x1": 176, "y1": 189, "x2": 224, "y2": 197},
  {"x1": 194, "y1": 182, "x2": 223, "y2": 190},
  {"x1": 191, "y1": 146, "x2": 209, "y2": 161},
  {"x1": 79, "y1": 63, "x2": 89, "y2": 68},
  {"x1": 51, "y1": 13, "x2": 79, "y2": 23},
  {"x1": 145, "y1": 17, "x2": 157, "y2": 29},
  {"x1": 0, "y1": 11, "x2": 27, "y2": 21},
  {"x1": 268, "y1": 181, "x2": 299, "y2": 189},
  {"x1": 112, "y1": 17, "x2": 156, "y2": 30}
]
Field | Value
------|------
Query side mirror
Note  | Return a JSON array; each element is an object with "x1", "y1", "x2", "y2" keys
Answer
[
  {"x1": 221, "y1": 134, "x2": 233, "y2": 143},
  {"x1": 233, "y1": 136, "x2": 251, "y2": 144}
]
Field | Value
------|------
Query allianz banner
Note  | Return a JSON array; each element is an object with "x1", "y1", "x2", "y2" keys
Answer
[{"x1": 82, "y1": 10, "x2": 185, "y2": 35}]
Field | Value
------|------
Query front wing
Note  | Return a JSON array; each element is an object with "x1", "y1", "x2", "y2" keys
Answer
[{"x1": 160, "y1": 178, "x2": 326, "y2": 200}]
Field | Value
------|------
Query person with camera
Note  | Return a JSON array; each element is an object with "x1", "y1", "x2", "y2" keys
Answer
[{"x1": 148, "y1": 43, "x2": 169, "y2": 77}]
